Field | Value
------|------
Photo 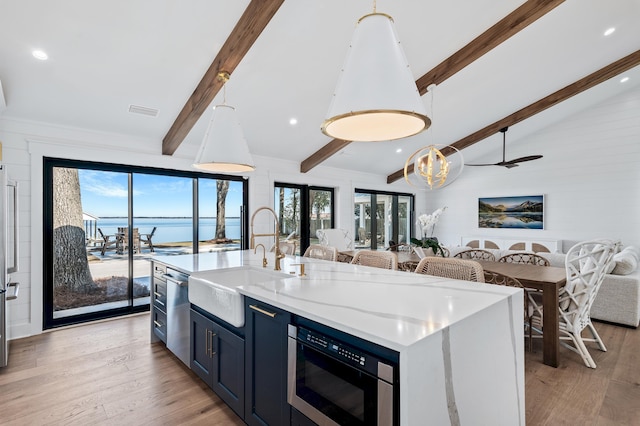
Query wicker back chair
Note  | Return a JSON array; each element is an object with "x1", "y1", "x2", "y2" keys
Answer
[
  {"x1": 414, "y1": 257, "x2": 485, "y2": 283},
  {"x1": 530, "y1": 240, "x2": 616, "y2": 368},
  {"x1": 386, "y1": 243, "x2": 412, "y2": 252},
  {"x1": 271, "y1": 241, "x2": 296, "y2": 255},
  {"x1": 303, "y1": 244, "x2": 337, "y2": 261},
  {"x1": 484, "y1": 270, "x2": 532, "y2": 350},
  {"x1": 499, "y1": 252, "x2": 550, "y2": 267},
  {"x1": 351, "y1": 251, "x2": 398, "y2": 270},
  {"x1": 454, "y1": 249, "x2": 496, "y2": 262}
]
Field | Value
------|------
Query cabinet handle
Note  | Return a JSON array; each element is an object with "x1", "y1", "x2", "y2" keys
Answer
[
  {"x1": 153, "y1": 293, "x2": 165, "y2": 306},
  {"x1": 154, "y1": 320, "x2": 162, "y2": 328},
  {"x1": 205, "y1": 328, "x2": 209, "y2": 356},
  {"x1": 249, "y1": 304, "x2": 277, "y2": 318},
  {"x1": 209, "y1": 330, "x2": 217, "y2": 358}
]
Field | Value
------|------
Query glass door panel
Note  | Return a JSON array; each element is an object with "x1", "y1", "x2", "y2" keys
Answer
[
  {"x1": 53, "y1": 168, "x2": 130, "y2": 319},
  {"x1": 309, "y1": 188, "x2": 333, "y2": 246},
  {"x1": 354, "y1": 193, "x2": 371, "y2": 249},
  {"x1": 198, "y1": 178, "x2": 244, "y2": 253},
  {"x1": 274, "y1": 186, "x2": 301, "y2": 254},
  {"x1": 132, "y1": 173, "x2": 193, "y2": 306},
  {"x1": 398, "y1": 196, "x2": 412, "y2": 244}
]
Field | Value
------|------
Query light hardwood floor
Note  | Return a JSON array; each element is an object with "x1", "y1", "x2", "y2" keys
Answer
[{"x1": 0, "y1": 313, "x2": 638, "y2": 425}]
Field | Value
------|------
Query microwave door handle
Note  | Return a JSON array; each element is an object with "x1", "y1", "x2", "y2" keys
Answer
[{"x1": 6, "y1": 282, "x2": 19, "y2": 300}]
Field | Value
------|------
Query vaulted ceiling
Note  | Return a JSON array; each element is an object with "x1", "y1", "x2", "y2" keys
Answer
[{"x1": 1, "y1": 0, "x2": 639, "y2": 182}]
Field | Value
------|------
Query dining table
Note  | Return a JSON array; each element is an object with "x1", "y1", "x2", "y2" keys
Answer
[
  {"x1": 338, "y1": 251, "x2": 567, "y2": 367},
  {"x1": 478, "y1": 260, "x2": 567, "y2": 368}
]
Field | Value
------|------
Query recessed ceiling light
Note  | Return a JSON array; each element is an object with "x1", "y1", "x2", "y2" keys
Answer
[
  {"x1": 604, "y1": 27, "x2": 615, "y2": 36},
  {"x1": 620, "y1": 77, "x2": 629, "y2": 83},
  {"x1": 396, "y1": 148, "x2": 402, "y2": 153},
  {"x1": 32, "y1": 50, "x2": 48, "y2": 60},
  {"x1": 289, "y1": 118, "x2": 298, "y2": 125}
]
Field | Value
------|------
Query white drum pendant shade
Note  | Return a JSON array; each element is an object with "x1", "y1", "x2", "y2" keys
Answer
[
  {"x1": 193, "y1": 104, "x2": 255, "y2": 173},
  {"x1": 322, "y1": 13, "x2": 430, "y2": 142}
]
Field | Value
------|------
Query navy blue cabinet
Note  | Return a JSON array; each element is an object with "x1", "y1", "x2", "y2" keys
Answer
[
  {"x1": 244, "y1": 298, "x2": 291, "y2": 426},
  {"x1": 190, "y1": 307, "x2": 245, "y2": 418}
]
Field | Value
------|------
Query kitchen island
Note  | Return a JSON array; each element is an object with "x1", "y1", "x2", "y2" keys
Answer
[{"x1": 152, "y1": 250, "x2": 524, "y2": 426}]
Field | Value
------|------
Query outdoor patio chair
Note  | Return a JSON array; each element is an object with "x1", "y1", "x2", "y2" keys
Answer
[
  {"x1": 140, "y1": 227, "x2": 157, "y2": 252},
  {"x1": 98, "y1": 228, "x2": 118, "y2": 255}
]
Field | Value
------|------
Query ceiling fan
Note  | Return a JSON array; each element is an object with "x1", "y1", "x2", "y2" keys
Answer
[{"x1": 466, "y1": 127, "x2": 543, "y2": 168}]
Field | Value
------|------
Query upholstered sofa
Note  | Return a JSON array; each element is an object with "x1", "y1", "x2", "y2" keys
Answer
[{"x1": 446, "y1": 245, "x2": 640, "y2": 328}]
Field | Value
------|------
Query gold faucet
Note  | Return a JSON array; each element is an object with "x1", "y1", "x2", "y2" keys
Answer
[
  {"x1": 250, "y1": 207, "x2": 285, "y2": 271},
  {"x1": 254, "y1": 243, "x2": 267, "y2": 268}
]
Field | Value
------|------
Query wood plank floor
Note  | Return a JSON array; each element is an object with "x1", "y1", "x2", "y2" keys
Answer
[{"x1": 1, "y1": 313, "x2": 638, "y2": 425}]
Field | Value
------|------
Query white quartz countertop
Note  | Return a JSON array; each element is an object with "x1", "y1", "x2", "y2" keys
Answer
[{"x1": 153, "y1": 250, "x2": 519, "y2": 351}]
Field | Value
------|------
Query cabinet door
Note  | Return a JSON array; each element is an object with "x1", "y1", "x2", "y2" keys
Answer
[
  {"x1": 212, "y1": 325, "x2": 245, "y2": 417},
  {"x1": 190, "y1": 308, "x2": 214, "y2": 384},
  {"x1": 244, "y1": 299, "x2": 291, "y2": 426}
]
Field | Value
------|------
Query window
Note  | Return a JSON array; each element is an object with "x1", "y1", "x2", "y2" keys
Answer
[
  {"x1": 354, "y1": 189, "x2": 413, "y2": 250},
  {"x1": 43, "y1": 158, "x2": 248, "y2": 329},
  {"x1": 274, "y1": 183, "x2": 334, "y2": 255}
]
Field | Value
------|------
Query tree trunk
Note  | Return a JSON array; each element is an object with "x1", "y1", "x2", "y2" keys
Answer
[
  {"x1": 215, "y1": 180, "x2": 229, "y2": 240},
  {"x1": 53, "y1": 168, "x2": 95, "y2": 293}
]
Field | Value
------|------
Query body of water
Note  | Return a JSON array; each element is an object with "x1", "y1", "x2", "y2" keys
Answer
[
  {"x1": 479, "y1": 213, "x2": 543, "y2": 229},
  {"x1": 94, "y1": 217, "x2": 241, "y2": 243}
]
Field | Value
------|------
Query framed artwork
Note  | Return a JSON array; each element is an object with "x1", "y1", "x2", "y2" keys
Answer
[{"x1": 478, "y1": 195, "x2": 544, "y2": 229}]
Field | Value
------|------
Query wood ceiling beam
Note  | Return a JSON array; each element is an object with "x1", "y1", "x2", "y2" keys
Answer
[
  {"x1": 387, "y1": 49, "x2": 640, "y2": 184},
  {"x1": 300, "y1": 0, "x2": 565, "y2": 173},
  {"x1": 162, "y1": 0, "x2": 285, "y2": 156}
]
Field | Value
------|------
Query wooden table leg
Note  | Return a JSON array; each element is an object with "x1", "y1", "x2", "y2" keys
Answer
[{"x1": 542, "y1": 283, "x2": 559, "y2": 367}]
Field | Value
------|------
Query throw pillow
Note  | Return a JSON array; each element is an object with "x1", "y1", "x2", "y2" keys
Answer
[{"x1": 611, "y1": 249, "x2": 638, "y2": 275}]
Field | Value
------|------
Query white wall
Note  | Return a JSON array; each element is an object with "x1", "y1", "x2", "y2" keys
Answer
[
  {"x1": 1, "y1": 85, "x2": 638, "y2": 339},
  {"x1": 425, "y1": 86, "x2": 640, "y2": 252},
  {"x1": 0, "y1": 117, "x2": 420, "y2": 339}
]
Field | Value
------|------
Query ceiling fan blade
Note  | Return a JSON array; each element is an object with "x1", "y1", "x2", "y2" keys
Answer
[
  {"x1": 504, "y1": 155, "x2": 543, "y2": 164},
  {"x1": 465, "y1": 162, "x2": 499, "y2": 167}
]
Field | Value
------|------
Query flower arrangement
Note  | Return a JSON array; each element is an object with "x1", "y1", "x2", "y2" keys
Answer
[{"x1": 411, "y1": 207, "x2": 447, "y2": 256}]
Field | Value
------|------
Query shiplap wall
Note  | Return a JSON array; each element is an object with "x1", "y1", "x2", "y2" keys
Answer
[
  {"x1": 424, "y1": 85, "x2": 640, "y2": 252},
  {"x1": 0, "y1": 119, "x2": 416, "y2": 338},
  {"x1": 1, "y1": 85, "x2": 638, "y2": 338}
]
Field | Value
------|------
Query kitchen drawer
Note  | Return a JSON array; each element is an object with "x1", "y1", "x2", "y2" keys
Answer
[
  {"x1": 153, "y1": 263, "x2": 167, "y2": 279},
  {"x1": 153, "y1": 308, "x2": 168, "y2": 343},
  {"x1": 153, "y1": 280, "x2": 167, "y2": 310}
]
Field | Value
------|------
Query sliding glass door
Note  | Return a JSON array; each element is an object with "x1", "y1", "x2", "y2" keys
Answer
[
  {"x1": 354, "y1": 189, "x2": 414, "y2": 250},
  {"x1": 44, "y1": 158, "x2": 248, "y2": 329}
]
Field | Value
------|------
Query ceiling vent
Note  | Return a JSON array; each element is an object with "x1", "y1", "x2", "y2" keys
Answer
[{"x1": 128, "y1": 104, "x2": 159, "y2": 117}]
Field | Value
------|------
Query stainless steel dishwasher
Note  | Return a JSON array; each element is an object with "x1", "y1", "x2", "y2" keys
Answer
[{"x1": 164, "y1": 269, "x2": 190, "y2": 366}]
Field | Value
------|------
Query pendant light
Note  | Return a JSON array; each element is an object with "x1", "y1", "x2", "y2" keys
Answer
[
  {"x1": 403, "y1": 85, "x2": 463, "y2": 190},
  {"x1": 193, "y1": 71, "x2": 255, "y2": 173},
  {"x1": 321, "y1": 2, "x2": 430, "y2": 142}
]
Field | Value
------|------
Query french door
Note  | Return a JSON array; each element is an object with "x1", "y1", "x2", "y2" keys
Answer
[
  {"x1": 274, "y1": 183, "x2": 334, "y2": 255},
  {"x1": 43, "y1": 158, "x2": 248, "y2": 329}
]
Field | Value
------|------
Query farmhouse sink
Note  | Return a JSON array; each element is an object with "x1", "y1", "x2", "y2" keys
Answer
[{"x1": 188, "y1": 266, "x2": 290, "y2": 327}]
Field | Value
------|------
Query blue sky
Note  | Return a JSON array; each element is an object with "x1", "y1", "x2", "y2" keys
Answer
[
  {"x1": 480, "y1": 195, "x2": 543, "y2": 208},
  {"x1": 79, "y1": 170, "x2": 243, "y2": 217}
]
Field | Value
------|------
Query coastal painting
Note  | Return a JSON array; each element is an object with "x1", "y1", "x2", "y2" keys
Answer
[{"x1": 478, "y1": 195, "x2": 544, "y2": 229}]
